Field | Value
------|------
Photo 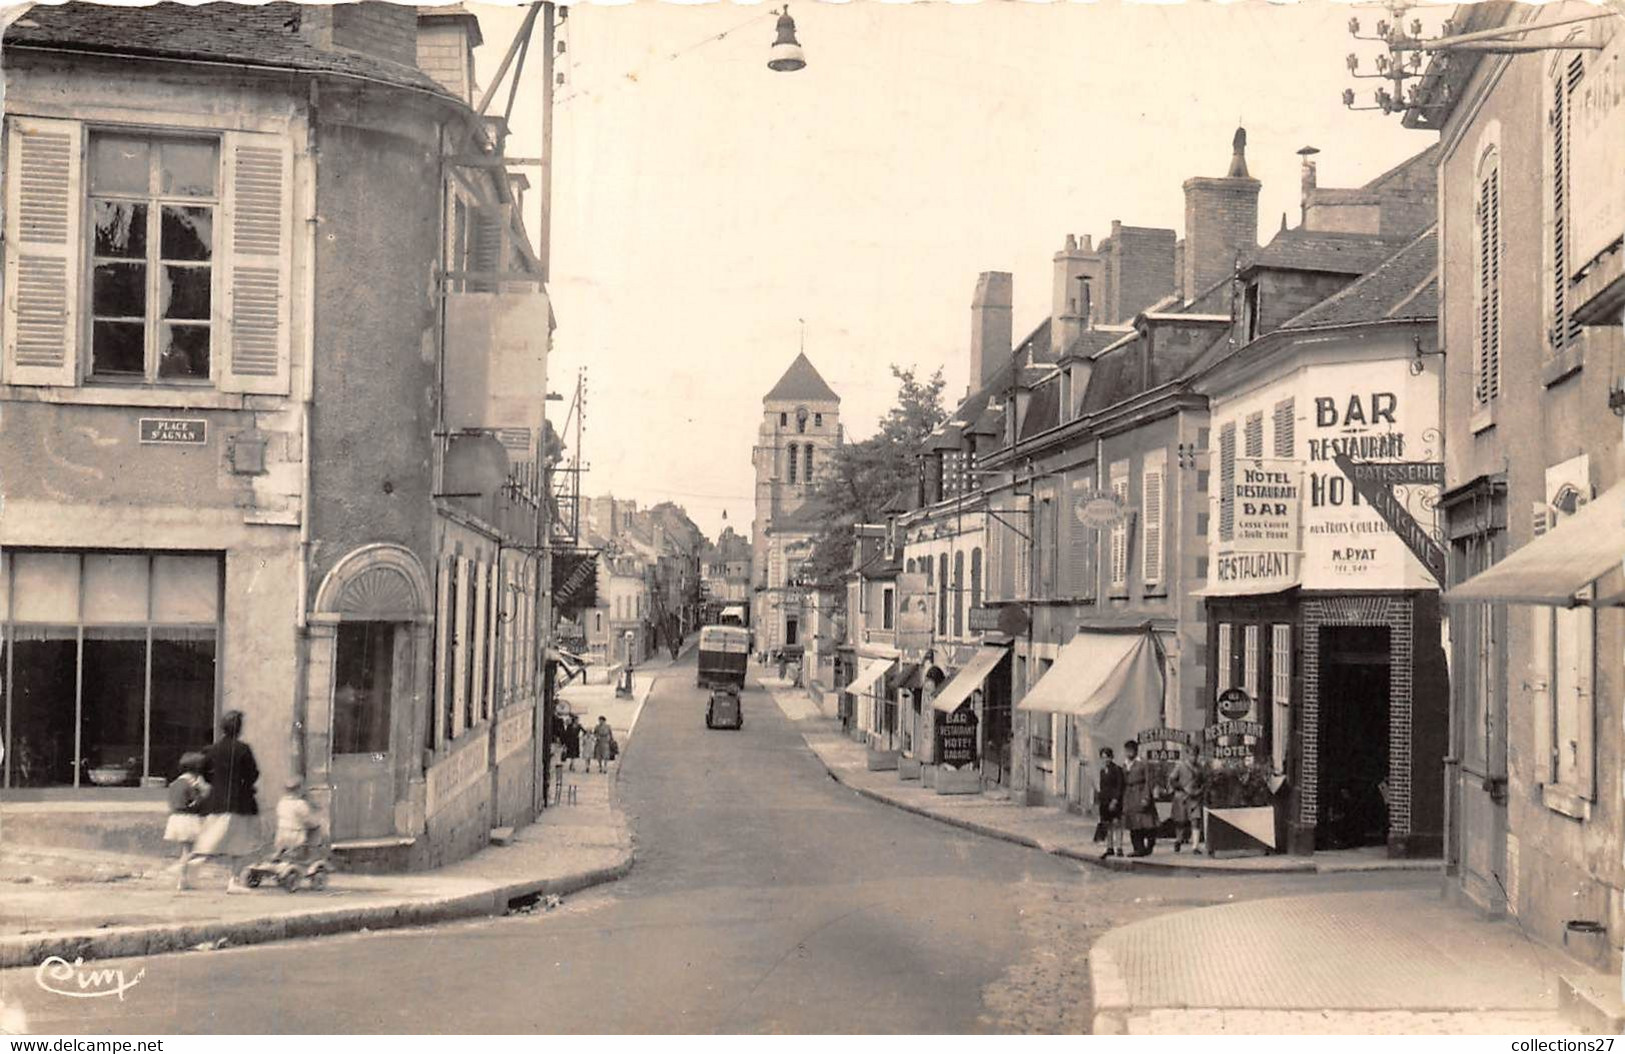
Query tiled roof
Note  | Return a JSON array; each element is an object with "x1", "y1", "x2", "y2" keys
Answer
[
  {"x1": 1019, "y1": 377, "x2": 1061, "y2": 441},
  {"x1": 764, "y1": 352, "x2": 840, "y2": 403},
  {"x1": 5, "y1": 2, "x2": 454, "y2": 98},
  {"x1": 1243, "y1": 228, "x2": 1406, "y2": 277},
  {"x1": 1056, "y1": 326, "x2": 1130, "y2": 363},
  {"x1": 1283, "y1": 226, "x2": 1439, "y2": 329}
]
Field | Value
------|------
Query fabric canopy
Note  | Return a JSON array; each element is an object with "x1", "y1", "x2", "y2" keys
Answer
[
  {"x1": 1444, "y1": 480, "x2": 1625, "y2": 608},
  {"x1": 931, "y1": 645, "x2": 1009, "y2": 714},
  {"x1": 1016, "y1": 632, "x2": 1162, "y2": 725},
  {"x1": 844, "y1": 657, "x2": 894, "y2": 699}
]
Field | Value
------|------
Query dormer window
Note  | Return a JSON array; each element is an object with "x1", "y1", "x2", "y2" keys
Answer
[{"x1": 1242, "y1": 281, "x2": 1263, "y2": 342}]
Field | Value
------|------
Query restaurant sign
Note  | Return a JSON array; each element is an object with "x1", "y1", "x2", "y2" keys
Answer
[
  {"x1": 1204, "y1": 718, "x2": 1264, "y2": 765},
  {"x1": 1217, "y1": 687, "x2": 1253, "y2": 721},
  {"x1": 1233, "y1": 458, "x2": 1300, "y2": 549},
  {"x1": 938, "y1": 706, "x2": 978, "y2": 766},
  {"x1": 1135, "y1": 726, "x2": 1195, "y2": 762}
]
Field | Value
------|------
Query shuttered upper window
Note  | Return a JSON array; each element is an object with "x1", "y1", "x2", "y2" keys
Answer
[
  {"x1": 1109, "y1": 460, "x2": 1130, "y2": 590},
  {"x1": 1474, "y1": 149, "x2": 1502, "y2": 405},
  {"x1": 88, "y1": 133, "x2": 217, "y2": 382},
  {"x1": 1142, "y1": 450, "x2": 1166, "y2": 591},
  {"x1": 1549, "y1": 57, "x2": 1584, "y2": 357},
  {"x1": 1272, "y1": 398, "x2": 1295, "y2": 458},
  {"x1": 1218, "y1": 422, "x2": 1237, "y2": 542},
  {"x1": 2, "y1": 117, "x2": 293, "y2": 394}
]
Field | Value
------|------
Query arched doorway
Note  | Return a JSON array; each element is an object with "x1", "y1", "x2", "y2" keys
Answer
[{"x1": 311, "y1": 545, "x2": 432, "y2": 842}]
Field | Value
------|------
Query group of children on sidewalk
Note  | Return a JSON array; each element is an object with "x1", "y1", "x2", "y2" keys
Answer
[
  {"x1": 164, "y1": 753, "x2": 325, "y2": 893},
  {"x1": 1094, "y1": 741, "x2": 1207, "y2": 859}
]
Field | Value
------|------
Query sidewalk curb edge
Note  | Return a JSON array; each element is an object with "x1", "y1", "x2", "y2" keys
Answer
[{"x1": 0, "y1": 851, "x2": 634, "y2": 969}]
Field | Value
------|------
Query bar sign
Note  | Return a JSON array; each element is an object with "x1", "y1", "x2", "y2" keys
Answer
[{"x1": 139, "y1": 417, "x2": 207, "y2": 445}]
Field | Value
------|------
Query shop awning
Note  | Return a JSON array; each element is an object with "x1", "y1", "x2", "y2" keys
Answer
[
  {"x1": 1016, "y1": 632, "x2": 1161, "y2": 720},
  {"x1": 844, "y1": 657, "x2": 894, "y2": 698},
  {"x1": 931, "y1": 645, "x2": 1009, "y2": 714},
  {"x1": 1443, "y1": 481, "x2": 1625, "y2": 608}
]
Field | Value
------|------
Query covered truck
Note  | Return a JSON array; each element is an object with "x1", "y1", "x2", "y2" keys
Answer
[{"x1": 697, "y1": 624, "x2": 750, "y2": 690}]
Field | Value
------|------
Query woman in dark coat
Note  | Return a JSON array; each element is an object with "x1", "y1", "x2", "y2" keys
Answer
[
  {"x1": 563, "y1": 713, "x2": 583, "y2": 771},
  {"x1": 192, "y1": 710, "x2": 262, "y2": 891},
  {"x1": 1121, "y1": 739, "x2": 1160, "y2": 857},
  {"x1": 1096, "y1": 747, "x2": 1126, "y2": 859}
]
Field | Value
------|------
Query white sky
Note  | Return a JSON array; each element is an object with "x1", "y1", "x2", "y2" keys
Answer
[{"x1": 470, "y1": 0, "x2": 1443, "y2": 540}]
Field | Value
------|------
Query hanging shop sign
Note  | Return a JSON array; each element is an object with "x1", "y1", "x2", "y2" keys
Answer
[
  {"x1": 897, "y1": 572, "x2": 932, "y2": 652},
  {"x1": 1204, "y1": 718, "x2": 1264, "y2": 765},
  {"x1": 139, "y1": 417, "x2": 207, "y2": 445},
  {"x1": 938, "y1": 705, "x2": 979, "y2": 767},
  {"x1": 1332, "y1": 453, "x2": 1448, "y2": 586},
  {"x1": 1572, "y1": 31, "x2": 1625, "y2": 270},
  {"x1": 1135, "y1": 726, "x2": 1195, "y2": 763},
  {"x1": 968, "y1": 606, "x2": 1002, "y2": 632},
  {"x1": 1074, "y1": 488, "x2": 1128, "y2": 529},
  {"x1": 552, "y1": 550, "x2": 599, "y2": 616},
  {"x1": 1216, "y1": 687, "x2": 1254, "y2": 721}
]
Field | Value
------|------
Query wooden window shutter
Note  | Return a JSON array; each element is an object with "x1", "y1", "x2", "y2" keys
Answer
[
  {"x1": 1066, "y1": 476, "x2": 1097, "y2": 600},
  {"x1": 1143, "y1": 454, "x2": 1165, "y2": 589},
  {"x1": 468, "y1": 204, "x2": 508, "y2": 292},
  {"x1": 220, "y1": 130, "x2": 293, "y2": 395},
  {"x1": 3, "y1": 117, "x2": 83, "y2": 387},
  {"x1": 1218, "y1": 422, "x2": 1236, "y2": 542},
  {"x1": 1244, "y1": 411, "x2": 1264, "y2": 459},
  {"x1": 1272, "y1": 398, "x2": 1295, "y2": 458}
]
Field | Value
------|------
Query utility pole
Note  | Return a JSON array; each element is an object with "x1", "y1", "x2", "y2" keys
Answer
[{"x1": 539, "y1": 1, "x2": 557, "y2": 283}]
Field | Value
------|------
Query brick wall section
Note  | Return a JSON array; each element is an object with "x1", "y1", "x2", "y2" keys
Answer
[
  {"x1": 1299, "y1": 595, "x2": 1414, "y2": 837},
  {"x1": 417, "y1": 26, "x2": 471, "y2": 104},
  {"x1": 1183, "y1": 176, "x2": 1260, "y2": 303},
  {"x1": 330, "y1": 2, "x2": 420, "y2": 68},
  {"x1": 1103, "y1": 222, "x2": 1178, "y2": 324}
]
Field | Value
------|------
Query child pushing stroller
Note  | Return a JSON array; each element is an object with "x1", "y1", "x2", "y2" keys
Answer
[{"x1": 243, "y1": 777, "x2": 330, "y2": 892}]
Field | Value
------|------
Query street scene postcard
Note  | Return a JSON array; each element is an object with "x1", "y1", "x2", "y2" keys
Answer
[{"x1": 0, "y1": 0, "x2": 1623, "y2": 1040}]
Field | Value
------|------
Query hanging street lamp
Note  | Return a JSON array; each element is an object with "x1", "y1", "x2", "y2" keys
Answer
[{"x1": 768, "y1": 6, "x2": 806, "y2": 73}]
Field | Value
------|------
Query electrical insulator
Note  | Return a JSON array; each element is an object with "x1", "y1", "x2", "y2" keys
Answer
[{"x1": 557, "y1": 39, "x2": 566, "y2": 54}]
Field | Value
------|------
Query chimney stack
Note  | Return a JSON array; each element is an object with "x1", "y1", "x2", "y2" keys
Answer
[
  {"x1": 1182, "y1": 127, "x2": 1261, "y2": 304},
  {"x1": 1053, "y1": 235, "x2": 1104, "y2": 359},
  {"x1": 970, "y1": 271, "x2": 1014, "y2": 393}
]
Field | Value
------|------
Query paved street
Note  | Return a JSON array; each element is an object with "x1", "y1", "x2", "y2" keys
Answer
[{"x1": 1, "y1": 654, "x2": 1435, "y2": 1034}]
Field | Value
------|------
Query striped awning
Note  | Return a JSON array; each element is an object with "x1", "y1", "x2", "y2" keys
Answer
[{"x1": 1443, "y1": 480, "x2": 1625, "y2": 608}]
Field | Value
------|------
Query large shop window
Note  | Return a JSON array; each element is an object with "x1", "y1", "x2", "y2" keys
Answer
[
  {"x1": 2, "y1": 118, "x2": 293, "y2": 393},
  {"x1": 3, "y1": 551, "x2": 220, "y2": 789}
]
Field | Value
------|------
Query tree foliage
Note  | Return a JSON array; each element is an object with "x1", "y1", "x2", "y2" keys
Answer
[{"x1": 800, "y1": 365, "x2": 947, "y2": 587}]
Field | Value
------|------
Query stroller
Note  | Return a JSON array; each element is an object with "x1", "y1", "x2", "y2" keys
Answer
[{"x1": 243, "y1": 825, "x2": 331, "y2": 893}]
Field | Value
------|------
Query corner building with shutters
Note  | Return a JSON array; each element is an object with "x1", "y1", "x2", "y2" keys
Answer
[{"x1": 0, "y1": 3, "x2": 554, "y2": 871}]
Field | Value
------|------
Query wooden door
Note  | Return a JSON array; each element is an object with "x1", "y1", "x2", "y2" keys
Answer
[{"x1": 330, "y1": 621, "x2": 406, "y2": 841}]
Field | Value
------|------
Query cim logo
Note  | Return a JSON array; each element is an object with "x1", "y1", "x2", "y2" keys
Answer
[{"x1": 35, "y1": 956, "x2": 145, "y2": 1001}]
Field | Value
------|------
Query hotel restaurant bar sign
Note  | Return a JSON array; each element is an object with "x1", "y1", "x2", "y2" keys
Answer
[{"x1": 1212, "y1": 457, "x2": 1302, "y2": 595}]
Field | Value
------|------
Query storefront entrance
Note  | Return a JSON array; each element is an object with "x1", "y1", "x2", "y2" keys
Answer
[
  {"x1": 1317, "y1": 625, "x2": 1391, "y2": 850},
  {"x1": 330, "y1": 620, "x2": 409, "y2": 841}
]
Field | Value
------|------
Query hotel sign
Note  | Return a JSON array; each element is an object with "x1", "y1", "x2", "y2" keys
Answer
[
  {"x1": 1074, "y1": 489, "x2": 1128, "y2": 529},
  {"x1": 139, "y1": 418, "x2": 207, "y2": 445},
  {"x1": 1234, "y1": 458, "x2": 1301, "y2": 549},
  {"x1": 1572, "y1": 30, "x2": 1625, "y2": 270}
]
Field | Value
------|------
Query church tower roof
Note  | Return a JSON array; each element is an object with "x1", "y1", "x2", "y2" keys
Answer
[{"x1": 763, "y1": 352, "x2": 839, "y2": 404}]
